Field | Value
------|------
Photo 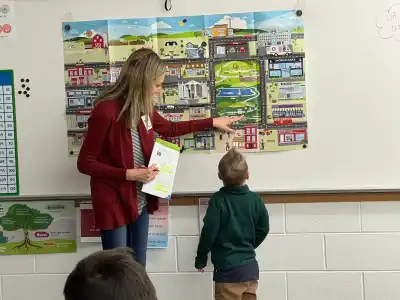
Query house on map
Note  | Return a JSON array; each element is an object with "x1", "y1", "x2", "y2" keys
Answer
[
  {"x1": 189, "y1": 107, "x2": 207, "y2": 120},
  {"x1": 166, "y1": 64, "x2": 182, "y2": 78},
  {"x1": 244, "y1": 125, "x2": 258, "y2": 149},
  {"x1": 185, "y1": 42, "x2": 199, "y2": 58},
  {"x1": 184, "y1": 63, "x2": 206, "y2": 77},
  {"x1": 110, "y1": 67, "x2": 121, "y2": 83},
  {"x1": 212, "y1": 24, "x2": 228, "y2": 37},
  {"x1": 278, "y1": 83, "x2": 305, "y2": 100},
  {"x1": 277, "y1": 129, "x2": 307, "y2": 146},
  {"x1": 67, "y1": 63, "x2": 94, "y2": 86},
  {"x1": 183, "y1": 132, "x2": 214, "y2": 151},
  {"x1": 163, "y1": 112, "x2": 184, "y2": 122},
  {"x1": 178, "y1": 80, "x2": 208, "y2": 100},
  {"x1": 232, "y1": 130, "x2": 245, "y2": 149},
  {"x1": 212, "y1": 24, "x2": 234, "y2": 37}
]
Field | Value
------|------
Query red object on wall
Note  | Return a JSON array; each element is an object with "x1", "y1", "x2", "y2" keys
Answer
[{"x1": 80, "y1": 204, "x2": 100, "y2": 242}]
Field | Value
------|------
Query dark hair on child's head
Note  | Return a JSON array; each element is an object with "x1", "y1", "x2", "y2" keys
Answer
[
  {"x1": 218, "y1": 148, "x2": 249, "y2": 187},
  {"x1": 63, "y1": 247, "x2": 158, "y2": 300}
]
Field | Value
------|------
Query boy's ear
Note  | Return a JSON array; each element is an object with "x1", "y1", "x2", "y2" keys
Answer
[{"x1": 247, "y1": 172, "x2": 250, "y2": 180}]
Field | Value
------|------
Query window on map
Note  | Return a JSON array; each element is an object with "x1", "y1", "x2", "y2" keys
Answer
[{"x1": 295, "y1": 133, "x2": 305, "y2": 141}]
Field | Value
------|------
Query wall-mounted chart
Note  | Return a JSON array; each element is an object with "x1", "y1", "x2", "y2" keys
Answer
[{"x1": 0, "y1": 69, "x2": 19, "y2": 196}]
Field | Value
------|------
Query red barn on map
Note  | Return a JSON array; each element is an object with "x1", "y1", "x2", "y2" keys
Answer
[{"x1": 92, "y1": 34, "x2": 105, "y2": 49}]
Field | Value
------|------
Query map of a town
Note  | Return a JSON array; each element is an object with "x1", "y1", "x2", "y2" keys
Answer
[{"x1": 62, "y1": 10, "x2": 307, "y2": 156}]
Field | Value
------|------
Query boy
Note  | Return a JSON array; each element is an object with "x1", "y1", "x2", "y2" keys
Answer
[
  {"x1": 64, "y1": 247, "x2": 158, "y2": 300},
  {"x1": 195, "y1": 148, "x2": 270, "y2": 300}
]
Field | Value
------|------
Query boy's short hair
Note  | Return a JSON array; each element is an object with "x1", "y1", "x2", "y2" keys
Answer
[
  {"x1": 63, "y1": 247, "x2": 157, "y2": 300},
  {"x1": 218, "y1": 148, "x2": 248, "y2": 187}
]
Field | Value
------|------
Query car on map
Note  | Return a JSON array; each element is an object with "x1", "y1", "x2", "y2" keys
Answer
[{"x1": 273, "y1": 118, "x2": 293, "y2": 126}]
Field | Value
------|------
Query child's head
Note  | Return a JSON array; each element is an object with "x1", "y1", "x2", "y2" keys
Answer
[
  {"x1": 96, "y1": 48, "x2": 166, "y2": 127},
  {"x1": 218, "y1": 148, "x2": 249, "y2": 187},
  {"x1": 63, "y1": 247, "x2": 157, "y2": 300}
]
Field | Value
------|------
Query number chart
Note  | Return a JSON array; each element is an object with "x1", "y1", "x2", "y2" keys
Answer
[{"x1": 0, "y1": 70, "x2": 19, "y2": 195}]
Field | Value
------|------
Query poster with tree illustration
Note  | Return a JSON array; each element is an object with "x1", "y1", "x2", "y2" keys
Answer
[{"x1": 0, "y1": 201, "x2": 77, "y2": 254}]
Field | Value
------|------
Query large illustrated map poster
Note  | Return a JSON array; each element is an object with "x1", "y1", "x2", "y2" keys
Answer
[{"x1": 62, "y1": 10, "x2": 307, "y2": 155}]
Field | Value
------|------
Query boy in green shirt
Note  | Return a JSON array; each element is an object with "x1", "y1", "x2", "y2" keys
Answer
[{"x1": 195, "y1": 148, "x2": 270, "y2": 300}]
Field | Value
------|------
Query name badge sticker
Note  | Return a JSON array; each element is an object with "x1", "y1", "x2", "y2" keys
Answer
[{"x1": 141, "y1": 115, "x2": 152, "y2": 131}]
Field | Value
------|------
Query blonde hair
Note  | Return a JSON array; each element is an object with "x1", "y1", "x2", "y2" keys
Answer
[
  {"x1": 95, "y1": 48, "x2": 166, "y2": 127},
  {"x1": 218, "y1": 148, "x2": 249, "y2": 187}
]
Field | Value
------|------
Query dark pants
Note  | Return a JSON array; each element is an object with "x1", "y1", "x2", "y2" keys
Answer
[{"x1": 100, "y1": 207, "x2": 149, "y2": 267}]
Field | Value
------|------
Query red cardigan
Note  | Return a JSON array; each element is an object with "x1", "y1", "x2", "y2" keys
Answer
[{"x1": 77, "y1": 99, "x2": 213, "y2": 230}]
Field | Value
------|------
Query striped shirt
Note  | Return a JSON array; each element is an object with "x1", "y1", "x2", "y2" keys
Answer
[{"x1": 131, "y1": 128, "x2": 147, "y2": 215}]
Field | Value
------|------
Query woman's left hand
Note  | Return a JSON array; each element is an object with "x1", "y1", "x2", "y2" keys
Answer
[{"x1": 213, "y1": 116, "x2": 244, "y2": 133}]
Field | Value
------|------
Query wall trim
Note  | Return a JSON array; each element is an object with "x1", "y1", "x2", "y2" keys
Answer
[{"x1": 2, "y1": 191, "x2": 400, "y2": 205}]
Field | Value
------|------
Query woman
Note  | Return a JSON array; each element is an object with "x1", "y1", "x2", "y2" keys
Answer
[{"x1": 77, "y1": 48, "x2": 241, "y2": 267}]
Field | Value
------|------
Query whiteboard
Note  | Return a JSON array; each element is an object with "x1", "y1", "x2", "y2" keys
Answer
[{"x1": 0, "y1": 0, "x2": 399, "y2": 196}]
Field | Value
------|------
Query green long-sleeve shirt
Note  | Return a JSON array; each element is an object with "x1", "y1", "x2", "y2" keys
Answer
[{"x1": 195, "y1": 185, "x2": 269, "y2": 270}]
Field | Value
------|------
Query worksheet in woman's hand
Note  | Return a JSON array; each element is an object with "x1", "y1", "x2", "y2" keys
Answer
[{"x1": 142, "y1": 138, "x2": 181, "y2": 199}]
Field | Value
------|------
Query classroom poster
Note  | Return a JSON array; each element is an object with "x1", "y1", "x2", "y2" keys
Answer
[
  {"x1": 147, "y1": 199, "x2": 169, "y2": 248},
  {"x1": 198, "y1": 197, "x2": 210, "y2": 231},
  {"x1": 0, "y1": 70, "x2": 19, "y2": 196},
  {"x1": 79, "y1": 200, "x2": 169, "y2": 248},
  {"x1": 79, "y1": 202, "x2": 100, "y2": 242},
  {"x1": 0, "y1": 0, "x2": 15, "y2": 41},
  {"x1": 0, "y1": 201, "x2": 77, "y2": 254},
  {"x1": 61, "y1": 9, "x2": 308, "y2": 156}
]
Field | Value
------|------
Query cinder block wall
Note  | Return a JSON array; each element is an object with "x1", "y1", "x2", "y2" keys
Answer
[{"x1": 1, "y1": 202, "x2": 400, "y2": 300}]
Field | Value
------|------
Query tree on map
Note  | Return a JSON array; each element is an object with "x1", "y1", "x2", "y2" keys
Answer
[
  {"x1": 201, "y1": 41, "x2": 207, "y2": 48},
  {"x1": 160, "y1": 48, "x2": 165, "y2": 55},
  {"x1": 0, "y1": 204, "x2": 54, "y2": 251},
  {"x1": 194, "y1": 31, "x2": 200, "y2": 38}
]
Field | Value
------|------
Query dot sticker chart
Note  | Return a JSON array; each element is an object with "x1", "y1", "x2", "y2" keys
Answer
[{"x1": 0, "y1": 70, "x2": 19, "y2": 195}]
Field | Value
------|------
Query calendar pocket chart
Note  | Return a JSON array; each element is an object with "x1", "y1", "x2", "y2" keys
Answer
[{"x1": 0, "y1": 70, "x2": 19, "y2": 196}]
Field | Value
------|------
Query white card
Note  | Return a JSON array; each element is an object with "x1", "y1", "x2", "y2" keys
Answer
[{"x1": 142, "y1": 138, "x2": 180, "y2": 199}]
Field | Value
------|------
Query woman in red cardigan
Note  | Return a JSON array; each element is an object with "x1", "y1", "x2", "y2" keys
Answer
[{"x1": 77, "y1": 48, "x2": 241, "y2": 267}]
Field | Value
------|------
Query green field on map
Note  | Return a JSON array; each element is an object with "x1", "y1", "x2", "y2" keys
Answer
[{"x1": 215, "y1": 60, "x2": 261, "y2": 126}]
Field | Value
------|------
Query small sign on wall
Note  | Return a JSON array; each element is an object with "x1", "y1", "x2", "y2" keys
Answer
[
  {"x1": 0, "y1": 0, "x2": 15, "y2": 41},
  {"x1": 79, "y1": 202, "x2": 100, "y2": 243},
  {"x1": 79, "y1": 200, "x2": 170, "y2": 248}
]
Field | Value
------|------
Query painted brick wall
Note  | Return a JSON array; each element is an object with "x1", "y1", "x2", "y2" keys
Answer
[{"x1": 1, "y1": 202, "x2": 400, "y2": 300}]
